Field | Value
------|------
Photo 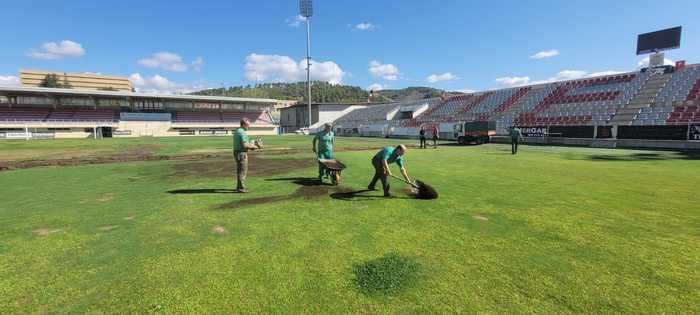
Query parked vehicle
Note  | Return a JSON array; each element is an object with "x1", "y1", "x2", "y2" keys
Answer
[{"x1": 452, "y1": 121, "x2": 496, "y2": 145}]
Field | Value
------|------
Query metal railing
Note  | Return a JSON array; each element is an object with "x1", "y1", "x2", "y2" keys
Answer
[
  {"x1": 172, "y1": 119, "x2": 269, "y2": 124},
  {"x1": 0, "y1": 119, "x2": 118, "y2": 123}
]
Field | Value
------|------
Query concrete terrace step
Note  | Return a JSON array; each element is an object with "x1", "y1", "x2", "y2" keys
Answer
[
  {"x1": 627, "y1": 103, "x2": 651, "y2": 109},
  {"x1": 609, "y1": 114, "x2": 636, "y2": 123},
  {"x1": 617, "y1": 108, "x2": 641, "y2": 115},
  {"x1": 635, "y1": 98, "x2": 658, "y2": 103}
]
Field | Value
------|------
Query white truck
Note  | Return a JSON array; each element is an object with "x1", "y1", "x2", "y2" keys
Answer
[{"x1": 450, "y1": 121, "x2": 497, "y2": 145}]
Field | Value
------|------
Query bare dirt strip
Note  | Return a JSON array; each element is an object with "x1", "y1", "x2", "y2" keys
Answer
[
  {"x1": 0, "y1": 153, "x2": 227, "y2": 172},
  {"x1": 172, "y1": 156, "x2": 316, "y2": 178},
  {"x1": 0, "y1": 145, "x2": 398, "y2": 172}
]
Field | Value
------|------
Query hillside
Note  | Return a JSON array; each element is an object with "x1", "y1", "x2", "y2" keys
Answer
[
  {"x1": 192, "y1": 82, "x2": 445, "y2": 103},
  {"x1": 374, "y1": 87, "x2": 444, "y2": 102}
]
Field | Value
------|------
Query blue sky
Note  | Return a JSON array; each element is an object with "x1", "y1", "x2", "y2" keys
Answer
[{"x1": 0, "y1": 0, "x2": 698, "y2": 93}]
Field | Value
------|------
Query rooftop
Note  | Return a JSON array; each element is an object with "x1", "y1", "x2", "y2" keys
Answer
[{"x1": 0, "y1": 86, "x2": 279, "y2": 104}]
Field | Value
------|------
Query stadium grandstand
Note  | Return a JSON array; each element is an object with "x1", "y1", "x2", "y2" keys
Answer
[
  {"x1": 0, "y1": 86, "x2": 277, "y2": 139},
  {"x1": 331, "y1": 62, "x2": 700, "y2": 149}
]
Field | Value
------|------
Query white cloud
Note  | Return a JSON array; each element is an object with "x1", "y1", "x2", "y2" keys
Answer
[
  {"x1": 285, "y1": 15, "x2": 307, "y2": 27},
  {"x1": 455, "y1": 88, "x2": 476, "y2": 93},
  {"x1": 587, "y1": 70, "x2": 625, "y2": 78},
  {"x1": 138, "y1": 52, "x2": 188, "y2": 72},
  {"x1": 530, "y1": 70, "x2": 587, "y2": 85},
  {"x1": 530, "y1": 49, "x2": 559, "y2": 60},
  {"x1": 244, "y1": 53, "x2": 345, "y2": 84},
  {"x1": 534, "y1": 70, "x2": 632, "y2": 84},
  {"x1": 495, "y1": 76, "x2": 531, "y2": 87},
  {"x1": 637, "y1": 56, "x2": 675, "y2": 68},
  {"x1": 369, "y1": 60, "x2": 400, "y2": 81},
  {"x1": 192, "y1": 57, "x2": 204, "y2": 71},
  {"x1": 551, "y1": 70, "x2": 587, "y2": 81},
  {"x1": 0, "y1": 75, "x2": 21, "y2": 87},
  {"x1": 498, "y1": 69, "x2": 630, "y2": 87},
  {"x1": 367, "y1": 83, "x2": 387, "y2": 91},
  {"x1": 27, "y1": 40, "x2": 85, "y2": 60},
  {"x1": 354, "y1": 22, "x2": 377, "y2": 31},
  {"x1": 129, "y1": 73, "x2": 208, "y2": 94},
  {"x1": 427, "y1": 72, "x2": 459, "y2": 83}
]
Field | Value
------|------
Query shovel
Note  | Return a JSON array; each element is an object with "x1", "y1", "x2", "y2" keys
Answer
[{"x1": 389, "y1": 174, "x2": 438, "y2": 199}]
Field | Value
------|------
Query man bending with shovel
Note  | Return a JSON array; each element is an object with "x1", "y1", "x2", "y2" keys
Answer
[{"x1": 368, "y1": 144, "x2": 410, "y2": 197}]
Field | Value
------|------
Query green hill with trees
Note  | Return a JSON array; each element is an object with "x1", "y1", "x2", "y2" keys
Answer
[{"x1": 192, "y1": 82, "x2": 445, "y2": 103}]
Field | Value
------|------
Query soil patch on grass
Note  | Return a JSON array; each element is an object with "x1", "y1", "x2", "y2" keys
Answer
[
  {"x1": 123, "y1": 215, "x2": 136, "y2": 220},
  {"x1": 97, "y1": 193, "x2": 114, "y2": 202},
  {"x1": 188, "y1": 149, "x2": 231, "y2": 154},
  {"x1": 32, "y1": 228, "x2": 62, "y2": 236},
  {"x1": 172, "y1": 156, "x2": 315, "y2": 178},
  {"x1": 0, "y1": 152, "x2": 227, "y2": 171},
  {"x1": 98, "y1": 225, "x2": 118, "y2": 231},
  {"x1": 212, "y1": 226, "x2": 228, "y2": 234},
  {"x1": 0, "y1": 145, "x2": 389, "y2": 172},
  {"x1": 472, "y1": 214, "x2": 489, "y2": 221}
]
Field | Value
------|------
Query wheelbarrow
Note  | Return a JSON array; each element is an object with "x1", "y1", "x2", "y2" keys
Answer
[{"x1": 318, "y1": 159, "x2": 346, "y2": 185}]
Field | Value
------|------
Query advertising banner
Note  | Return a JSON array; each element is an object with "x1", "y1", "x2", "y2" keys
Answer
[
  {"x1": 520, "y1": 126, "x2": 548, "y2": 137},
  {"x1": 31, "y1": 132, "x2": 55, "y2": 139},
  {"x1": 5, "y1": 132, "x2": 30, "y2": 139},
  {"x1": 112, "y1": 130, "x2": 132, "y2": 136},
  {"x1": 690, "y1": 124, "x2": 700, "y2": 140}
]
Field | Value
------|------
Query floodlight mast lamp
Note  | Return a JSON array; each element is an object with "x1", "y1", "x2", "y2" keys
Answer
[{"x1": 300, "y1": 0, "x2": 313, "y2": 129}]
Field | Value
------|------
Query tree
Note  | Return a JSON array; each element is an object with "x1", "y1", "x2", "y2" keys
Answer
[
  {"x1": 39, "y1": 74, "x2": 61, "y2": 88},
  {"x1": 38, "y1": 73, "x2": 73, "y2": 89},
  {"x1": 191, "y1": 82, "x2": 441, "y2": 103}
]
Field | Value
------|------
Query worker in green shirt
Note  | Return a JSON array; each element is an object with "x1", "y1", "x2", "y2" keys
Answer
[
  {"x1": 312, "y1": 123, "x2": 335, "y2": 182},
  {"x1": 233, "y1": 118, "x2": 261, "y2": 193},
  {"x1": 368, "y1": 144, "x2": 411, "y2": 197},
  {"x1": 509, "y1": 125, "x2": 524, "y2": 155}
]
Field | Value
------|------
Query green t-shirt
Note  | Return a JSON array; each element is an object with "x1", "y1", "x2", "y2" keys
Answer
[
  {"x1": 233, "y1": 128, "x2": 250, "y2": 151},
  {"x1": 509, "y1": 128, "x2": 522, "y2": 139},
  {"x1": 374, "y1": 146, "x2": 405, "y2": 168},
  {"x1": 315, "y1": 131, "x2": 335, "y2": 153}
]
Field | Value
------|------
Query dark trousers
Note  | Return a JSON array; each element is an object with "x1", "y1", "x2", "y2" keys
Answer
[
  {"x1": 511, "y1": 139, "x2": 519, "y2": 155},
  {"x1": 419, "y1": 136, "x2": 426, "y2": 149},
  {"x1": 234, "y1": 151, "x2": 248, "y2": 190},
  {"x1": 433, "y1": 136, "x2": 438, "y2": 148},
  {"x1": 368, "y1": 157, "x2": 390, "y2": 195}
]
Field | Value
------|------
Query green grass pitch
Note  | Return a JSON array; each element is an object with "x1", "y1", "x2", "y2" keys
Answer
[{"x1": 0, "y1": 136, "x2": 698, "y2": 313}]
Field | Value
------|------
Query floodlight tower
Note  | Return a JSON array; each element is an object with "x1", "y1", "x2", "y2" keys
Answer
[{"x1": 300, "y1": 0, "x2": 313, "y2": 129}]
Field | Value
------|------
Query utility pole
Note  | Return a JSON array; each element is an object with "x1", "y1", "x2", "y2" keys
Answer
[{"x1": 300, "y1": 0, "x2": 314, "y2": 129}]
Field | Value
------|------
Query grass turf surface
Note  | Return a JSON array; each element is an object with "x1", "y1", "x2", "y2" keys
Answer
[{"x1": 0, "y1": 136, "x2": 698, "y2": 313}]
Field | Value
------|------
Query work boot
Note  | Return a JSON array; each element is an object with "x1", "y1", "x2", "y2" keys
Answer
[{"x1": 367, "y1": 185, "x2": 376, "y2": 191}]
